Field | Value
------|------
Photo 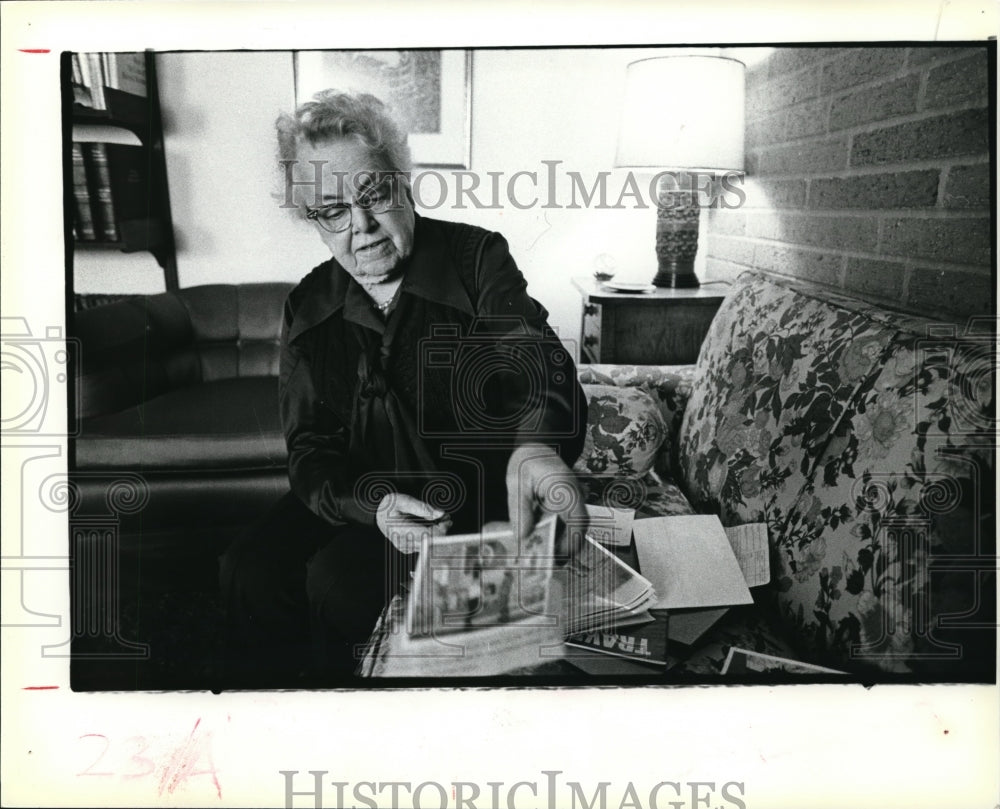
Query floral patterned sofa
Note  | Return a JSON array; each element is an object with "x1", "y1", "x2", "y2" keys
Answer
[
  {"x1": 576, "y1": 271, "x2": 995, "y2": 679},
  {"x1": 362, "y1": 271, "x2": 995, "y2": 679}
]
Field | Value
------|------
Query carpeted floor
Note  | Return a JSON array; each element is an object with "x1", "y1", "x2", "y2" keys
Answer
[
  {"x1": 71, "y1": 528, "x2": 228, "y2": 692},
  {"x1": 72, "y1": 586, "x2": 226, "y2": 691}
]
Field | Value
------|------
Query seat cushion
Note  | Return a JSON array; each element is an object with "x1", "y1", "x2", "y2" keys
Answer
[
  {"x1": 73, "y1": 292, "x2": 197, "y2": 418},
  {"x1": 176, "y1": 283, "x2": 291, "y2": 382},
  {"x1": 76, "y1": 377, "x2": 286, "y2": 470}
]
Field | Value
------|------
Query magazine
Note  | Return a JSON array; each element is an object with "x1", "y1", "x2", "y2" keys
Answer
[
  {"x1": 720, "y1": 647, "x2": 848, "y2": 676},
  {"x1": 555, "y1": 535, "x2": 657, "y2": 636},
  {"x1": 406, "y1": 515, "x2": 560, "y2": 640},
  {"x1": 564, "y1": 611, "x2": 670, "y2": 667},
  {"x1": 567, "y1": 515, "x2": 766, "y2": 665},
  {"x1": 383, "y1": 516, "x2": 657, "y2": 676}
]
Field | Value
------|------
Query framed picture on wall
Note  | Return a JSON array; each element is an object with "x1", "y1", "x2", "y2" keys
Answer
[{"x1": 295, "y1": 49, "x2": 472, "y2": 168}]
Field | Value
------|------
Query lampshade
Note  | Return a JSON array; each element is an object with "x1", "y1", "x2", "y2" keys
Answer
[{"x1": 615, "y1": 55, "x2": 745, "y2": 173}]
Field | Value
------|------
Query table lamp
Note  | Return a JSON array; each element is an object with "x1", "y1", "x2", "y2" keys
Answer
[{"x1": 615, "y1": 54, "x2": 745, "y2": 288}]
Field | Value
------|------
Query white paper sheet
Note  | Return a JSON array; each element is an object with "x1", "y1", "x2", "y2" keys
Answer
[
  {"x1": 633, "y1": 515, "x2": 754, "y2": 611},
  {"x1": 584, "y1": 504, "x2": 636, "y2": 547},
  {"x1": 723, "y1": 522, "x2": 771, "y2": 587}
]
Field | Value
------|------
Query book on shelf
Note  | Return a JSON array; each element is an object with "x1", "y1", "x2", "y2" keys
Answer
[
  {"x1": 105, "y1": 143, "x2": 156, "y2": 248},
  {"x1": 72, "y1": 51, "x2": 147, "y2": 111},
  {"x1": 76, "y1": 142, "x2": 152, "y2": 248},
  {"x1": 101, "y1": 53, "x2": 113, "y2": 89},
  {"x1": 70, "y1": 53, "x2": 84, "y2": 85},
  {"x1": 72, "y1": 84, "x2": 94, "y2": 108},
  {"x1": 81, "y1": 143, "x2": 119, "y2": 241},
  {"x1": 70, "y1": 143, "x2": 97, "y2": 241},
  {"x1": 85, "y1": 53, "x2": 106, "y2": 109},
  {"x1": 112, "y1": 52, "x2": 147, "y2": 97},
  {"x1": 73, "y1": 54, "x2": 93, "y2": 108},
  {"x1": 384, "y1": 516, "x2": 657, "y2": 676}
]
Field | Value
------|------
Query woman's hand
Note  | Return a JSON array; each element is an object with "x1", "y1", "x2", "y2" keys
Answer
[
  {"x1": 506, "y1": 443, "x2": 589, "y2": 558},
  {"x1": 376, "y1": 493, "x2": 452, "y2": 554}
]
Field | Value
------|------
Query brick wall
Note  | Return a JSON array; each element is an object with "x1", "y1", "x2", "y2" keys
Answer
[{"x1": 705, "y1": 45, "x2": 995, "y2": 321}]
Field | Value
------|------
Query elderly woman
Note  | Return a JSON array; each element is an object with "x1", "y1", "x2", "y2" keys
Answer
[{"x1": 220, "y1": 91, "x2": 587, "y2": 685}]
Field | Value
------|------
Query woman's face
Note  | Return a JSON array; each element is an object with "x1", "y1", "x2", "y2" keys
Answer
[{"x1": 295, "y1": 138, "x2": 415, "y2": 285}]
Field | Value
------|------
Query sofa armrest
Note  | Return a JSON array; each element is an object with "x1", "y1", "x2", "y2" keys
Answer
[
  {"x1": 73, "y1": 283, "x2": 295, "y2": 420},
  {"x1": 73, "y1": 292, "x2": 196, "y2": 418},
  {"x1": 577, "y1": 363, "x2": 696, "y2": 481}
]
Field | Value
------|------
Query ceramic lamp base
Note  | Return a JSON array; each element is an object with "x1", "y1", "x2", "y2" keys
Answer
[
  {"x1": 653, "y1": 261, "x2": 700, "y2": 288},
  {"x1": 654, "y1": 174, "x2": 701, "y2": 288}
]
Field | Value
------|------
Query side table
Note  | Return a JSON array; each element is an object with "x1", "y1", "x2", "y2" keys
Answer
[{"x1": 573, "y1": 277, "x2": 730, "y2": 364}]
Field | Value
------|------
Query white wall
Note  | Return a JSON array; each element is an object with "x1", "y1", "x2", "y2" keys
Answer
[
  {"x1": 78, "y1": 47, "x2": 715, "y2": 348},
  {"x1": 417, "y1": 48, "x2": 675, "y2": 347},
  {"x1": 73, "y1": 51, "x2": 325, "y2": 295},
  {"x1": 157, "y1": 51, "x2": 330, "y2": 288}
]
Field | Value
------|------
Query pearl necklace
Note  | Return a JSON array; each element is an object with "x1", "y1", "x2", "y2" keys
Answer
[{"x1": 364, "y1": 278, "x2": 401, "y2": 314}]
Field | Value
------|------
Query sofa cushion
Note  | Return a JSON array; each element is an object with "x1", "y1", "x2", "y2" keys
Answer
[
  {"x1": 676, "y1": 272, "x2": 995, "y2": 675},
  {"x1": 77, "y1": 377, "x2": 286, "y2": 470},
  {"x1": 577, "y1": 366, "x2": 695, "y2": 479},
  {"x1": 573, "y1": 384, "x2": 668, "y2": 477},
  {"x1": 176, "y1": 283, "x2": 290, "y2": 382},
  {"x1": 677, "y1": 272, "x2": 896, "y2": 528},
  {"x1": 772, "y1": 323, "x2": 996, "y2": 675}
]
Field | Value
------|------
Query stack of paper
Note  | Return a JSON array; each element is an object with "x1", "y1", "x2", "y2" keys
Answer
[
  {"x1": 723, "y1": 522, "x2": 771, "y2": 588},
  {"x1": 557, "y1": 536, "x2": 657, "y2": 636},
  {"x1": 383, "y1": 513, "x2": 767, "y2": 675}
]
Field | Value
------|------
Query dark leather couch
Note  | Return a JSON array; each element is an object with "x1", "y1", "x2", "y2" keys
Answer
[{"x1": 71, "y1": 283, "x2": 294, "y2": 562}]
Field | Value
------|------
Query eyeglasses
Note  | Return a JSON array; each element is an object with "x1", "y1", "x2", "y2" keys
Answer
[{"x1": 305, "y1": 178, "x2": 402, "y2": 233}]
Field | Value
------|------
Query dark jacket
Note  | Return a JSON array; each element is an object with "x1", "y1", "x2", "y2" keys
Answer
[{"x1": 279, "y1": 215, "x2": 586, "y2": 532}]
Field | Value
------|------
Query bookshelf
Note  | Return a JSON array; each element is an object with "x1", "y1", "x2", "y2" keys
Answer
[{"x1": 65, "y1": 51, "x2": 178, "y2": 291}]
